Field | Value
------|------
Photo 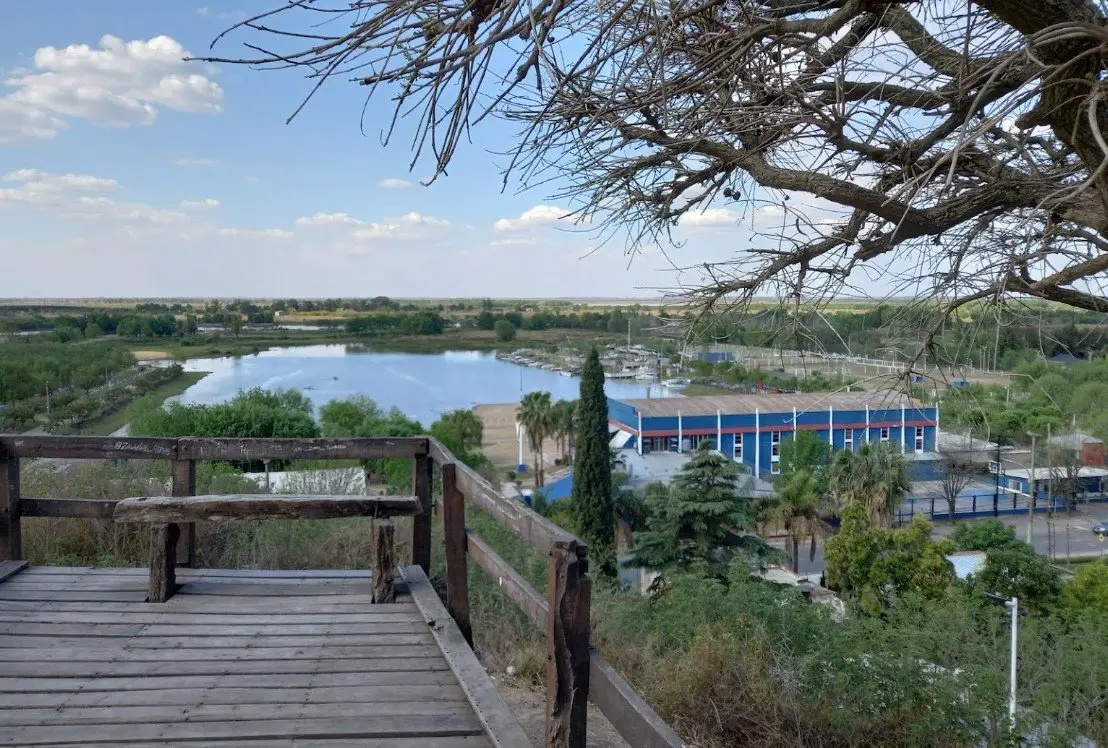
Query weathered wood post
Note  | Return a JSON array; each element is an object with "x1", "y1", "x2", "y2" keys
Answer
[
  {"x1": 0, "y1": 445, "x2": 20, "y2": 561},
  {"x1": 171, "y1": 458, "x2": 197, "y2": 567},
  {"x1": 411, "y1": 453, "x2": 434, "y2": 572},
  {"x1": 149, "y1": 523, "x2": 179, "y2": 603},
  {"x1": 372, "y1": 519, "x2": 396, "y2": 603},
  {"x1": 441, "y1": 462, "x2": 473, "y2": 646},
  {"x1": 546, "y1": 539, "x2": 592, "y2": 748}
]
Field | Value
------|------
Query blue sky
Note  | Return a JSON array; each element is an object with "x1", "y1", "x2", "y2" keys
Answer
[{"x1": 0, "y1": 2, "x2": 763, "y2": 298}]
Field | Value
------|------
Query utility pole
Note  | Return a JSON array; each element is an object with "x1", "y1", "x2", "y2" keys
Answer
[
  {"x1": 1046, "y1": 423, "x2": 1052, "y2": 517},
  {"x1": 1008, "y1": 597, "x2": 1019, "y2": 728},
  {"x1": 994, "y1": 441, "x2": 1001, "y2": 516},
  {"x1": 1027, "y1": 431, "x2": 1038, "y2": 544}
]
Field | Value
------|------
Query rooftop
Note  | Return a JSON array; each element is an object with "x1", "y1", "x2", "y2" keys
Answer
[
  {"x1": 1046, "y1": 431, "x2": 1103, "y2": 449},
  {"x1": 1000, "y1": 466, "x2": 1108, "y2": 479},
  {"x1": 615, "y1": 390, "x2": 927, "y2": 417}
]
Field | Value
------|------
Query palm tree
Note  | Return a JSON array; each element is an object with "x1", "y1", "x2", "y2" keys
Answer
[
  {"x1": 773, "y1": 468, "x2": 833, "y2": 572},
  {"x1": 517, "y1": 391, "x2": 553, "y2": 487},
  {"x1": 828, "y1": 442, "x2": 911, "y2": 526},
  {"x1": 550, "y1": 399, "x2": 576, "y2": 463}
]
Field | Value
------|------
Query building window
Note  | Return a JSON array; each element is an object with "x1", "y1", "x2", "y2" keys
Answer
[
  {"x1": 880, "y1": 426, "x2": 890, "y2": 442},
  {"x1": 844, "y1": 430, "x2": 853, "y2": 452},
  {"x1": 771, "y1": 431, "x2": 782, "y2": 474},
  {"x1": 914, "y1": 426, "x2": 925, "y2": 453},
  {"x1": 734, "y1": 436, "x2": 743, "y2": 463},
  {"x1": 643, "y1": 436, "x2": 669, "y2": 453},
  {"x1": 688, "y1": 434, "x2": 717, "y2": 451}
]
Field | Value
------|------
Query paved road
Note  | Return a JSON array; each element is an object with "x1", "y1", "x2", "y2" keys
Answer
[{"x1": 771, "y1": 503, "x2": 1108, "y2": 577}]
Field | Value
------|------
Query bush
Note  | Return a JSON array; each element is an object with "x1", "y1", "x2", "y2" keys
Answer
[{"x1": 494, "y1": 318, "x2": 517, "y2": 342}]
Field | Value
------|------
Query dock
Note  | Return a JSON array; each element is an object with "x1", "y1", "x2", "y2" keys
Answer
[{"x1": 0, "y1": 562, "x2": 528, "y2": 746}]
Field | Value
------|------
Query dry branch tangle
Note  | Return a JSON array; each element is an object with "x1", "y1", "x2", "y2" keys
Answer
[{"x1": 206, "y1": 0, "x2": 1108, "y2": 317}]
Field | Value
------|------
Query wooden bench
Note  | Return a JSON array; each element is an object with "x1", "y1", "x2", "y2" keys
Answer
[{"x1": 113, "y1": 494, "x2": 422, "y2": 603}]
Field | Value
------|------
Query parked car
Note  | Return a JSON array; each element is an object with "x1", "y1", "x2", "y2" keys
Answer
[{"x1": 1093, "y1": 520, "x2": 1108, "y2": 536}]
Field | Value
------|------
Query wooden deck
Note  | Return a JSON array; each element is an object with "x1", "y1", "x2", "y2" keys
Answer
[{"x1": 0, "y1": 563, "x2": 531, "y2": 747}]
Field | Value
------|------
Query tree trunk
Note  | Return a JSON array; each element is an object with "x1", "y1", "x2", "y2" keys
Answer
[{"x1": 791, "y1": 536, "x2": 800, "y2": 574}]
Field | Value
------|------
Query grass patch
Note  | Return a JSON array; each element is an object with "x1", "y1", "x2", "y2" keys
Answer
[{"x1": 79, "y1": 370, "x2": 209, "y2": 435}]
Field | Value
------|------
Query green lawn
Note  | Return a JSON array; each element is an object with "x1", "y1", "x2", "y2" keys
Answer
[{"x1": 80, "y1": 371, "x2": 209, "y2": 435}]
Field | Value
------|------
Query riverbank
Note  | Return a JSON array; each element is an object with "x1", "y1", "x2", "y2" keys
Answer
[
  {"x1": 79, "y1": 370, "x2": 209, "y2": 435},
  {"x1": 115, "y1": 327, "x2": 624, "y2": 360}
]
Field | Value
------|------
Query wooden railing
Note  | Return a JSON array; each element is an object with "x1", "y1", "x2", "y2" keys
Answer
[{"x1": 0, "y1": 434, "x2": 686, "y2": 748}]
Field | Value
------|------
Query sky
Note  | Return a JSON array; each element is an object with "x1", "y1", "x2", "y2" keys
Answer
[{"x1": 0, "y1": 2, "x2": 761, "y2": 299}]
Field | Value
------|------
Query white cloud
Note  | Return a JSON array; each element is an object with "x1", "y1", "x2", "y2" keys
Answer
[
  {"x1": 0, "y1": 99, "x2": 64, "y2": 144},
  {"x1": 174, "y1": 156, "x2": 219, "y2": 167},
  {"x1": 217, "y1": 227, "x2": 293, "y2": 240},
  {"x1": 295, "y1": 210, "x2": 450, "y2": 240},
  {"x1": 180, "y1": 198, "x2": 220, "y2": 210},
  {"x1": 196, "y1": 7, "x2": 209, "y2": 15},
  {"x1": 377, "y1": 178, "x2": 413, "y2": 189},
  {"x1": 242, "y1": 175, "x2": 261, "y2": 184},
  {"x1": 352, "y1": 212, "x2": 450, "y2": 240},
  {"x1": 1, "y1": 35, "x2": 223, "y2": 144},
  {"x1": 493, "y1": 205, "x2": 568, "y2": 231},
  {"x1": 295, "y1": 212, "x2": 364, "y2": 227},
  {"x1": 490, "y1": 237, "x2": 537, "y2": 247},
  {"x1": 4, "y1": 168, "x2": 118, "y2": 192},
  {"x1": 679, "y1": 208, "x2": 741, "y2": 227}
]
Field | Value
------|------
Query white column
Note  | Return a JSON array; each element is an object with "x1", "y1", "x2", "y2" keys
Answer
[
  {"x1": 677, "y1": 411, "x2": 683, "y2": 453},
  {"x1": 866, "y1": 406, "x2": 871, "y2": 443},
  {"x1": 900, "y1": 405, "x2": 907, "y2": 453},
  {"x1": 517, "y1": 422, "x2": 525, "y2": 467},
  {"x1": 637, "y1": 412, "x2": 643, "y2": 456},
  {"x1": 829, "y1": 405, "x2": 834, "y2": 450},
  {"x1": 717, "y1": 409, "x2": 722, "y2": 453},
  {"x1": 935, "y1": 402, "x2": 941, "y2": 451},
  {"x1": 755, "y1": 408, "x2": 761, "y2": 478},
  {"x1": 792, "y1": 407, "x2": 798, "y2": 439}
]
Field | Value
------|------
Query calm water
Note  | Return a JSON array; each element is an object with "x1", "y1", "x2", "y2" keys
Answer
[{"x1": 178, "y1": 345, "x2": 675, "y2": 426}]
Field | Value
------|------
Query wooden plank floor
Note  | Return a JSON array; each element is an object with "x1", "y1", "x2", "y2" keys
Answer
[{"x1": 0, "y1": 565, "x2": 528, "y2": 747}]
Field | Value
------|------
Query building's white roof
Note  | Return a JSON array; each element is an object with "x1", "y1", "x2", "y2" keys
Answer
[
  {"x1": 1000, "y1": 466, "x2": 1108, "y2": 479},
  {"x1": 616, "y1": 390, "x2": 927, "y2": 417},
  {"x1": 1046, "y1": 431, "x2": 1103, "y2": 449},
  {"x1": 947, "y1": 551, "x2": 987, "y2": 580},
  {"x1": 938, "y1": 431, "x2": 1003, "y2": 452}
]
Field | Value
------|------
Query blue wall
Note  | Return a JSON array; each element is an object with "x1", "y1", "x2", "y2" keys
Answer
[{"x1": 608, "y1": 398, "x2": 938, "y2": 477}]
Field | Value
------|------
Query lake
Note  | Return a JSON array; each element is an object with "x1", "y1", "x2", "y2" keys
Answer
[{"x1": 178, "y1": 345, "x2": 676, "y2": 426}]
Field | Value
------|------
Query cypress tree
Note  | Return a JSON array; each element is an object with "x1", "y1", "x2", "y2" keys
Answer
[{"x1": 571, "y1": 347, "x2": 614, "y2": 573}]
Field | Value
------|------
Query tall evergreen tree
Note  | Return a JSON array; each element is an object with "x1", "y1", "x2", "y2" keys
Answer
[{"x1": 571, "y1": 347, "x2": 614, "y2": 573}]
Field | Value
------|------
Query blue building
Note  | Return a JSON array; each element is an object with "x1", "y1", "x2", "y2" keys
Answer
[{"x1": 608, "y1": 392, "x2": 939, "y2": 479}]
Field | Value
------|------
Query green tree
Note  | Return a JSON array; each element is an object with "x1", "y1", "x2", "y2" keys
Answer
[
  {"x1": 517, "y1": 391, "x2": 553, "y2": 487},
  {"x1": 778, "y1": 430, "x2": 830, "y2": 476},
  {"x1": 319, "y1": 395, "x2": 424, "y2": 490},
  {"x1": 824, "y1": 503, "x2": 953, "y2": 613},
  {"x1": 950, "y1": 520, "x2": 1021, "y2": 552},
  {"x1": 828, "y1": 442, "x2": 911, "y2": 526},
  {"x1": 494, "y1": 318, "x2": 516, "y2": 342},
  {"x1": 1061, "y1": 560, "x2": 1108, "y2": 615},
  {"x1": 570, "y1": 348, "x2": 614, "y2": 571},
  {"x1": 226, "y1": 314, "x2": 244, "y2": 337},
  {"x1": 549, "y1": 399, "x2": 576, "y2": 463},
  {"x1": 772, "y1": 468, "x2": 832, "y2": 573},
  {"x1": 969, "y1": 547, "x2": 1061, "y2": 614},
  {"x1": 430, "y1": 408, "x2": 485, "y2": 463},
  {"x1": 628, "y1": 443, "x2": 766, "y2": 578}
]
